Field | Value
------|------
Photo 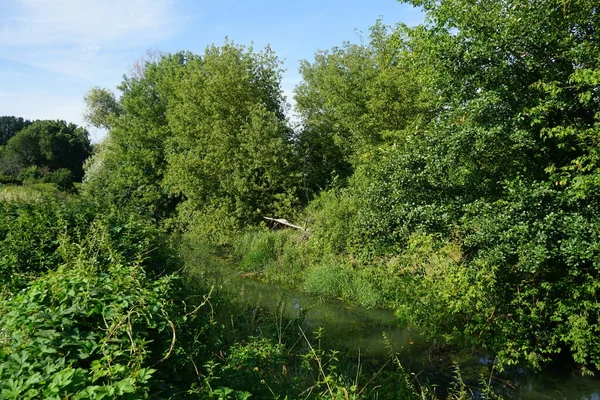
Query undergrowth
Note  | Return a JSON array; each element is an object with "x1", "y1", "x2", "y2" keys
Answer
[{"x1": 0, "y1": 193, "x2": 501, "y2": 398}]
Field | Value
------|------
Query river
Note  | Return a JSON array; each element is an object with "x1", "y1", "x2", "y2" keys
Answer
[{"x1": 184, "y1": 243, "x2": 600, "y2": 399}]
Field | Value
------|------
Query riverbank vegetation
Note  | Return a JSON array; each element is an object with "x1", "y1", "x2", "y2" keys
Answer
[
  {"x1": 0, "y1": 187, "x2": 428, "y2": 399},
  {"x1": 1, "y1": 0, "x2": 599, "y2": 397}
]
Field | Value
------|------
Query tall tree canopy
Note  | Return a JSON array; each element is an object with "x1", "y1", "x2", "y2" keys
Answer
[
  {"x1": 295, "y1": 21, "x2": 434, "y2": 170},
  {"x1": 83, "y1": 87, "x2": 123, "y2": 130},
  {"x1": 84, "y1": 43, "x2": 300, "y2": 243},
  {"x1": 83, "y1": 52, "x2": 186, "y2": 218},
  {"x1": 163, "y1": 43, "x2": 299, "y2": 243}
]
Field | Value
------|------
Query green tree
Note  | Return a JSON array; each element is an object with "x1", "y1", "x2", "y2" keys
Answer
[
  {"x1": 0, "y1": 116, "x2": 32, "y2": 146},
  {"x1": 83, "y1": 52, "x2": 189, "y2": 219},
  {"x1": 300, "y1": 0, "x2": 600, "y2": 372},
  {"x1": 295, "y1": 21, "x2": 434, "y2": 170},
  {"x1": 0, "y1": 120, "x2": 91, "y2": 180},
  {"x1": 377, "y1": 0, "x2": 600, "y2": 371},
  {"x1": 164, "y1": 43, "x2": 300, "y2": 243},
  {"x1": 334, "y1": 0, "x2": 600, "y2": 254},
  {"x1": 400, "y1": 0, "x2": 600, "y2": 198},
  {"x1": 83, "y1": 87, "x2": 123, "y2": 130},
  {"x1": 84, "y1": 44, "x2": 300, "y2": 241}
]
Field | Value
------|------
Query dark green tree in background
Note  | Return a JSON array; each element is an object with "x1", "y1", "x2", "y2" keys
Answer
[
  {"x1": 0, "y1": 116, "x2": 33, "y2": 146},
  {"x1": 0, "y1": 120, "x2": 91, "y2": 182}
]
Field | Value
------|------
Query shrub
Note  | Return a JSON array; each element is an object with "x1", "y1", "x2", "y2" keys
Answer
[
  {"x1": 0, "y1": 196, "x2": 178, "y2": 293},
  {"x1": 459, "y1": 181, "x2": 600, "y2": 373},
  {"x1": 44, "y1": 168, "x2": 75, "y2": 192},
  {"x1": 305, "y1": 187, "x2": 361, "y2": 258},
  {"x1": 0, "y1": 222, "x2": 180, "y2": 399},
  {"x1": 0, "y1": 173, "x2": 21, "y2": 185},
  {"x1": 17, "y1": 165, "x2": 44, "y2": 183},
  {"x1": 393, "y1": 181, "x2": 600, "y2": 373}
]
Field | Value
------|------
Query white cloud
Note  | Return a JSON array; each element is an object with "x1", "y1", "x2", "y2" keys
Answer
[
  {"x1": 0, "y1": 0, "x2": 185, "y2": 83},
  {"x1": 0, "y1": 0, "x2": 185, "y2": 130},
  {"x1": 0, "y1": 0, "x2": 178, "y2": 48},
  {"x1": 0, "y1": 91, "x2": 83, "y2": 123}
]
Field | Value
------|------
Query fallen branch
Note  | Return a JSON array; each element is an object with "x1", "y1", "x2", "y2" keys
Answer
[{"x1": 263, "y1": 217, "x2": 304, "y2": 231}]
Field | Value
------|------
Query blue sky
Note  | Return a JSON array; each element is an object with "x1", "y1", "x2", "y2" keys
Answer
[{"x1": 0, "y1": 0, "x2": 423, "y2": 141}]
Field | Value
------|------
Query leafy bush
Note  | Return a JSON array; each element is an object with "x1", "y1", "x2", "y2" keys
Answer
[
  {"x1": 0, "y1": 198, "x2": 74, "y2": 289},
  {"x1": 17, "y1": 165, "x2": 44, "y2": 183},
  {"x1": 393, "y1": 181, "x2": 600, "y2": 373},
  {"x1": 305, "y1": 143, "x2": 462, "y2": 261},
  {"x1": 305, "y1": 187, "x2": 362, "y2": 258},
  {"x1": 459, "y1": 181, "x2": 600, "y2": 373},
  {"x1": 44, "y1": 168, "x2": 75, "y2": 192},
  {"x1": 0, "y1": 173, "x2": 21, "y2": 185},
  {"x1": 0, "y1": 221, "x2": 180, "y2": 399},
  {"x1": 220, "y1": 337, "x2": 286, "y2": 397},
  {"x1": 0, "y1": 196, "x2": 177, "y2": 293}
]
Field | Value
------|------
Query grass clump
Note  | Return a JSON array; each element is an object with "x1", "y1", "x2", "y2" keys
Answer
[
  {"x1": 303, "y1": 259, "x2": 385, "y2": 309},
  {"x1": 233, "y1": 228, "x2": 309, "y2": 285}
]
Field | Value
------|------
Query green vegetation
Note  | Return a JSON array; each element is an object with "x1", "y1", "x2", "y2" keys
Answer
[
  {"x1": 0, "y1": 119, "x2": 91, "y2": 187},
  {"x1": 83, "y1": 44, "x2": 300, "y2": 242},
  {"x1": 2, "y1": 0, "x2": 600, "y2": 397},
  {"x1": 0, "y1": 116, "x2": 32, "y2": 146},
  {"x1": 0, "y1": 192, "x2": 430, "y2": 399},
  {"x1": 286, "y1": 0, "x2": 600, "y2": 375}
]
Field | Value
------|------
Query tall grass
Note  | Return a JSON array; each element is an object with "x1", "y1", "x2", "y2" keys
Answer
[
  {"x1": 0, "y1": 183, "x2": 60, "y2": 203},
  {"x1": 230, "y1": 229, "x2": 395, "y2": 309},
  {"x1": 232, "y1": 228, "x2": 309, "y2": 285}
]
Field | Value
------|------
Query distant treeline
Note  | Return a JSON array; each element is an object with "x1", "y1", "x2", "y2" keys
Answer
[{"x1": 0, "y1": 116, "x2": 91, "y2": 190}]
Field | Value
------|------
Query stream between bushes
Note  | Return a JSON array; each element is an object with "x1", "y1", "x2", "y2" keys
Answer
[{"x1": 187, "y1": 245, "x2": 600, "y2": 399}]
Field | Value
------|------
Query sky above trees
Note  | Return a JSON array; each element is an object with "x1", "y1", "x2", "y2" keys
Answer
[{"x1": 0, "y1": 0, "x2": 423, "y2": 141}]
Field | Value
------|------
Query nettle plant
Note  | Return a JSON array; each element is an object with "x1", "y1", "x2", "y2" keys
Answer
[{"x1": 0, "y1": 214, "x2": 183, "y2": 399}]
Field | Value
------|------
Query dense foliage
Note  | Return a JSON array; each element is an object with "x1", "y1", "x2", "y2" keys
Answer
[
  {"x1": 164, "y1": 44, "x2": 300, "y2": 243},
  {"x1": 293, "y1": 0, "x2": 600, "y2": 373},
  {"x1": 0, "y1": 188, "x2": 425, "y2": 399},
  {"x1": 84, "y1": 44, "x2": 301, "y2": 243},
  {"x1": 0, "y1": 116, "x2": 32, "y2": 146},
  {"x1": 295, "y1": 21, "x2": 434, "y2": 169},
  {"x1": 80, "y1": 0, "x2": 600, "y2": 375},
  {"x1": 3, "y1": 0, "x2": 600, "y2": 397},
  {"x1": 0, "y1": 119, "x2": 91, "y2": 186}
]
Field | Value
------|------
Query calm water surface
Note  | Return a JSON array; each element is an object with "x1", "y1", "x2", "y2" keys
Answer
[{"x1": 186, "y1": 244, "x2": 600, "y2": 399}]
